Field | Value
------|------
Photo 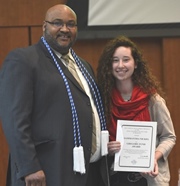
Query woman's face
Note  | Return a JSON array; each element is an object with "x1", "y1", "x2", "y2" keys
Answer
[{"x1": 112, "y1": 46, "x2": 137, "y2": 83}]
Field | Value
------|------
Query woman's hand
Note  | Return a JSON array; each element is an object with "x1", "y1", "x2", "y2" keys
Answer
[
  {"x1": 107, "y1": 141, "x2": 121, "y2": 156},
  {"x1": 142, "y1": 158, "x2": 158, "y2": 178},
  {"x1": 149, "y1": 158, "x2": 158, "y2": 177}
]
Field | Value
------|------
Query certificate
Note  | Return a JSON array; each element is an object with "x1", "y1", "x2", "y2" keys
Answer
[{"x1": 114, "y1": 120, "x2": 157, "y2": 172}]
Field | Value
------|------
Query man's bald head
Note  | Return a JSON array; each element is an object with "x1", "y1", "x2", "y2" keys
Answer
[{"x1": 45, "y1": 4, "x2": 77, "y2": 22}]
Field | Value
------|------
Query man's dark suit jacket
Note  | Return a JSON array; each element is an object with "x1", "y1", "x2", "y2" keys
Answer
[{"x1": 0, "y1": 40, "x2": 109, "y2": 186}]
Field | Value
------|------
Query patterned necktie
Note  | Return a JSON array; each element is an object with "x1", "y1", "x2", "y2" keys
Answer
[
  {"x1": 62, "y1": 55, "x2": 84, "y2": 89},
  {"x1": 62, "y1": 54, "x2": 96, "y2": 155},
  {"x1": 91, "y1": 112, "x2": 97, "y2": 155}
]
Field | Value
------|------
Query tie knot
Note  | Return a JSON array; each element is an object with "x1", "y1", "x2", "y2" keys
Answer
[{"x1": 62, "y1": 54, "x2": 69, "y2": 64}]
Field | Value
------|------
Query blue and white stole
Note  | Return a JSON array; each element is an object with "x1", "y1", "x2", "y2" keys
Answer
[{"x1": 41, "y1": 36, "x2": 108, "y2": 174}]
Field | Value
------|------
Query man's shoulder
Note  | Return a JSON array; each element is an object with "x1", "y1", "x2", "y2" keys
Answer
[
  {"x1": 8, "y1": 39, "x2": 43, "y2": 54},
  {"x1": 5, "y1": 41, "x2": 44, "y2": 61},
  {"x1": 1, "y1": 41, "x2": 45, "y2": 69}
]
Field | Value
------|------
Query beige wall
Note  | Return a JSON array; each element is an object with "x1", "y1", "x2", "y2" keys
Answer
[{"x1": 0, "y1": 1, "x2": 180, "y2": 186}]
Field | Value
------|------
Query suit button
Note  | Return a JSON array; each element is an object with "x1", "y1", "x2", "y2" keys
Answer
[{"x1": 88, "y1": 147, "x2": 91, "y2": 151}]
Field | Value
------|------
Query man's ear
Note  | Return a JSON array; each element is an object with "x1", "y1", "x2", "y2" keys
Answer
[{"x1": 42, "y1": 22, "x2": 46, "y2": 32}]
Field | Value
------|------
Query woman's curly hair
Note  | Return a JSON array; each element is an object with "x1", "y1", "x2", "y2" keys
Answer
[{"x1": 97, "y1": 36, "x2": 164, "y2": 124}]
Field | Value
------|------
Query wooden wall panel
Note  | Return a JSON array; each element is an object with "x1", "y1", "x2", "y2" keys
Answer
[
  {"x1": 162, "y1": 38, "x2": 180, "y2": 186},
  {"x1": 0, "y1": 27, "x2": 29, "y2": 65},
  {"x1": 0, "y1": 27, "x2": 29, "y2": 186},
  {"x1": 31, "y1": 26, "x2": 43, "y2": 44},
  {"x1": 73, "y1": 39, "x2": 109, "y2": 72},
  {"x1": 132, "y1": 38, "x2": 163, "y2": 84},
  {"x1": 0, "y1": 123, "x2": 8, "y2": 186},
  {"x1": 0, "y1": 0, "x2": 67, "y2": 26}
]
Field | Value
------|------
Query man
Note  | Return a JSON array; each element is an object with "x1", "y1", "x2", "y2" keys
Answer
[{"x1": 0, "y1": 4, "x2": 109, "y2": 186}]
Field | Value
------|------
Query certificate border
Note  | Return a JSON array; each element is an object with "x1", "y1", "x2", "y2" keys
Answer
[
  {"x1": 119, "y1": 125, "x2": 153, "y2": 169},
  {"x1": 114, "y1": 120, "x2": 157, "y2": 172}
]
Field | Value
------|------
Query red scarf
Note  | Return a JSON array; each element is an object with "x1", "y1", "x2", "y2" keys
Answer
[{"x1": 108, "y1": 86, "x2": 150, "y2": 141}]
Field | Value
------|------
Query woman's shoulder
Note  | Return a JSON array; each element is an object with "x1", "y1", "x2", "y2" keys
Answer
[{"x1": 149, "y1": 93, "x2": 166, "y2": 106}]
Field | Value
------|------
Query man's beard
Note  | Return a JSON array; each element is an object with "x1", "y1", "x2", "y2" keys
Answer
[{"x1": 44, "y1": 29, "x2": 71, "y2": 54}]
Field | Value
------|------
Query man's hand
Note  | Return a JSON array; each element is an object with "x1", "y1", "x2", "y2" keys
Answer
[{"x1": 25, "y1": 170, "x2": 46, "y2": 186}]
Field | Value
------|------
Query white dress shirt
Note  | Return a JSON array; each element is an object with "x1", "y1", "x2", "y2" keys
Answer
[{"x1": 54, "y1": 50, "x2": 101, "y2": 162}]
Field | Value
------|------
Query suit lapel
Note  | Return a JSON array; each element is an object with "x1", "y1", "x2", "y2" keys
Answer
[
  {"x1": 37, "y1": 39, "x2": 85, "y2": 92},
  {"x1": 57, "y1": 56, "x2": 85, "y2": 91}
]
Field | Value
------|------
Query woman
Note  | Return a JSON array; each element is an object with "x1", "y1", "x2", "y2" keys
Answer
[{"x1": 97, "y1": 36, "x2": 176, "y2": 186}]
